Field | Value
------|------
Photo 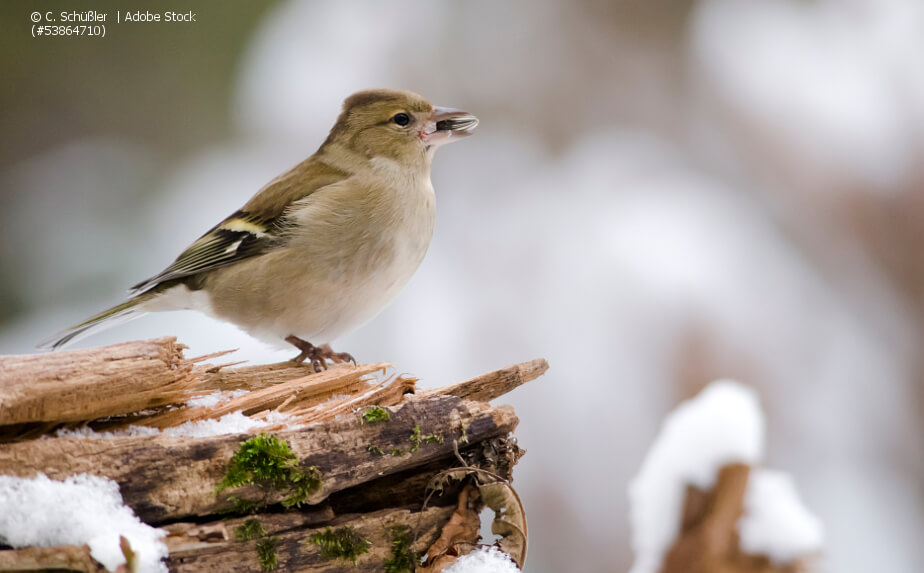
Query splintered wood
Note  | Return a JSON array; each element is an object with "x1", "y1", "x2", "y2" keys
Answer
[
  {"x1": 0, "y1": 339, "x2": 414, "y2": 439},
  {"x1": 0, "y1": 338, "x2": 548, "y2": 572},
  {"x1": 0, "y1": 337, "x2": 195, "y2": 426},
  {"x1": 134, "y1": 362, "x2": 412, "y2": 430}
]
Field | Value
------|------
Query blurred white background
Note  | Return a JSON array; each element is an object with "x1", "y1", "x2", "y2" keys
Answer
[{"x1": 2, "y1": 1, "x2": 923, "y2": 571}]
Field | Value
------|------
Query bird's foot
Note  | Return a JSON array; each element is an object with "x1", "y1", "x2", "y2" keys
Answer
[
  {"x1": 318, "y1": 343, "x2": 356, "y2": 365},
  {"x1": 285, "y1": 336, "x2": 356, "y2": 373}
]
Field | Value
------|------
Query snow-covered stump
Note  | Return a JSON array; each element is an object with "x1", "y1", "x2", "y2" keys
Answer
[
  {"x1": 0, "y1": 338, "x2": 545, "y2": 572},
  {"x1": 629, "y1": 381, "x2": 824, "y2": 573}
]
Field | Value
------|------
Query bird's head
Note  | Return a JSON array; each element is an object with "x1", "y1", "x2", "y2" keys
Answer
[{"x1": 322, "y1": 89, "x2": 478, "y2": 165}]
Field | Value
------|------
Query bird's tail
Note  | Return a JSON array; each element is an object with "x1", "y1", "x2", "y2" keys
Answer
[{"x1": 37, "y1": 291, "x2": 158, "y2": 351}]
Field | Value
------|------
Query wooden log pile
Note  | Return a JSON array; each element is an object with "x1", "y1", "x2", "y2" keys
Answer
[{"x1": 0, "y1": 337, "x2": 547, "y2": 572}]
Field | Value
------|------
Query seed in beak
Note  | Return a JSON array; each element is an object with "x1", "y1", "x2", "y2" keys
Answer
[{"x1": 436, "y1": 116, "x2": 479, "y2": 132}]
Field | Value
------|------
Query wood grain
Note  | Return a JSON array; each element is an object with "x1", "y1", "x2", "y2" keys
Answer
[
  {"x1": 423, "y1": 358, "x2": 548, "y2": 402},
  {"x1": 0, "y1": 337, "x2": 194, "y2": 426}
]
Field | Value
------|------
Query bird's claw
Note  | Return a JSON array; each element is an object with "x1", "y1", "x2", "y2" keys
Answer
[
  {"x1": 285, "y1": 336, "x2": 357, "y2": 373},
  {"x1": 320, "y1": 344, "x2": 356, "y2": 365}
]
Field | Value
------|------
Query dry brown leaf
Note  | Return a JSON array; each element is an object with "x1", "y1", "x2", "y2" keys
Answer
[
  {"x1": 479, "y1": 481, "x2": 527, "y2": 568},
  {"x1": 421, "y1": 464, "x2": 528, "y2": 570},
  {"x1": 419, "y1": 485, "x2": 482, "y2": 571},
  {"x1": 426, "y1": 468, "x2": 477, "y2": 498}
]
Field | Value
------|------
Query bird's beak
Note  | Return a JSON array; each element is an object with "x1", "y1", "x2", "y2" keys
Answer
[{"x1": 423, "y1": 107, "x2": 479, "y2": 148}]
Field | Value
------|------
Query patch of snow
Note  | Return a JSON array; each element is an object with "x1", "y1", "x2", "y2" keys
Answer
[
  {"x1": 0, "y1": 473, "x2": 167, "y2": 572},
  {"x1": 628, "y1": 380, "x2": 764, "y2": 573},
  {"x1": 444, "y1": 546, "x2": 520, "y2": 573},
  {"x1": 54, "y1": 411, "x2": 300, "y2": 440},
  {"x1": 163, "y1": 411, "x2": 269, "y2": 438},
  {"x1": 263, "y1": 410, "x2": 297, "y2": 426},
  {"x1": 55, "y1": 425, "x2": 161, "y2": 439},
  {"x1": 185, "y1": 389, "x2": 250, "y2": 409},
  {"x1": 739, "y1": 469, "x2": 824, "y2": 563}
]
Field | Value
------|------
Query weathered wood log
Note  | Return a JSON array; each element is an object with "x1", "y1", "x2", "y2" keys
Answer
[
  {"x1": 0, "y1": 338, "x2": 546, "y2": 572},
  {"x1": 0, "y1": 338, "x2": 195, "y2": 426},
  {"x1": 164, "y1": 506, "x2": 337, "y2": 549},
  {"x1": 167, "y1": 506, "x2": 454, "y2": 572},
  {"x1": 0, "y1": 544, "x2": 107, "y2": 572},
  {"x1": 0, "y1": 506, "x2": 454, "y2": 572},
  {"x1": 0, "y1": 396, "x2": 517, "y2": 523}
]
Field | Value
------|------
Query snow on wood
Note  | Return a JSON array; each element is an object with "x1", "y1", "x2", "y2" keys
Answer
[
  {"x1": 739, "y1": 469, "x2": 824, "y2": 563},
  {"x1": 0, "y1": 473, "x2": 167, "y2": 573},
  {"x1": 628, "y1": 379, "x2": 822, "y2": 573}
]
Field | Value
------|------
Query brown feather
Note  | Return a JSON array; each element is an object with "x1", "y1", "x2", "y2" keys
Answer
[{"x1": 241, "y1": 157, "x2": 349, "y2": 222}]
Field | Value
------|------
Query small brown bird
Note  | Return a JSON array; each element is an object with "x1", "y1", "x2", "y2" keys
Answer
[{"x1": 41, "y1": 89, "x2": 479, "y2": 370}]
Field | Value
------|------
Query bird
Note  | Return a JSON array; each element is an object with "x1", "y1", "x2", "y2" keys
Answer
[{"x1": 40, "y1": 89, "x2": 479, "y2": 371}]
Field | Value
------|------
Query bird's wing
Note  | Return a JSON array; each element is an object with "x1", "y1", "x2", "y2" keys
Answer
[
  {"x1": 131, "y1": 158, "x2": 349, "y2": 294},
  {"x1": 130, "y1": 211, "x2": 275, "y2": 293}
]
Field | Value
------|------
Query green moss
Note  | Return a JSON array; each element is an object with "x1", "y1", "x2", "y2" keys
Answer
[
  {"x1": 308, "y1": 526, "x2": 372, "y2": 563},
  {"x1": 256, "y1": 536, "x2": 280, "y2": 571},
  {"x1": 221, "y1": 495, "x2": 259, "y2": 515},
  {"x1": 390, "y1": 447, "x2": 403, "y2": 456},
  {"x1": 361, "y1": 406, "x2": 391, "y2": 424},
  {"x1": 216, "y1": 434, "x2": 322, "y2": 511},
  {"x1": 368, "y1": 444, "x2": 385, "y2": 456},
  {"x1": 383, "y1": 525, "x2": 418, "y2": 572},
  {"x1": 217, "y1": 434, "x2": 295, "y2": 491},
  {"x1": 409, "y1": 425, "x2": 421, "y2": 452},
  {"x1": 409, "y1": 425, "x2": 442, "y2": 451},
  {"x1": 235, "y1": 518, "x2": 267, "y2": 541},
  {"x1": 282, "y1": 464, "x2": 322, "y2": 509}
]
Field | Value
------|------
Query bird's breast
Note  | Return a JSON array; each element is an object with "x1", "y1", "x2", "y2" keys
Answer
[
  {"x1": 274, "y1": 168, "x2": 436, "y2": 340},
  {"x1": 357, "y1": 175, "x2": 435, "y2": 292}
]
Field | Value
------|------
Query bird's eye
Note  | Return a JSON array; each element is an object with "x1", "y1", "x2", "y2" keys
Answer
[{"x1": 392, "y1": 113, "x2": 411, "y2": 126}]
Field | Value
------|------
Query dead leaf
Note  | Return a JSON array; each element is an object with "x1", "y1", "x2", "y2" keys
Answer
[
  {"x1": 425, "y1": 467, "x2": 475, "y2": 498},
  {"x1": 421, "y1": 465, "x2": 528, "y2": 570},
  {"x1": 479, "y1": 481, "x2": 527, "y2": 568},
  {"x1": 419, "y1": 485, "x2": 482, "y2": 571}
]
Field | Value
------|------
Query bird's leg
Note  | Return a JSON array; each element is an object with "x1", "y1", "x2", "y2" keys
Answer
[
  {"x1": 285, "y1": 335, "x2": 356, "y2": 373},
  {"x1": 285, "y1": 335, "x2": 324, "y2": 372}
]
